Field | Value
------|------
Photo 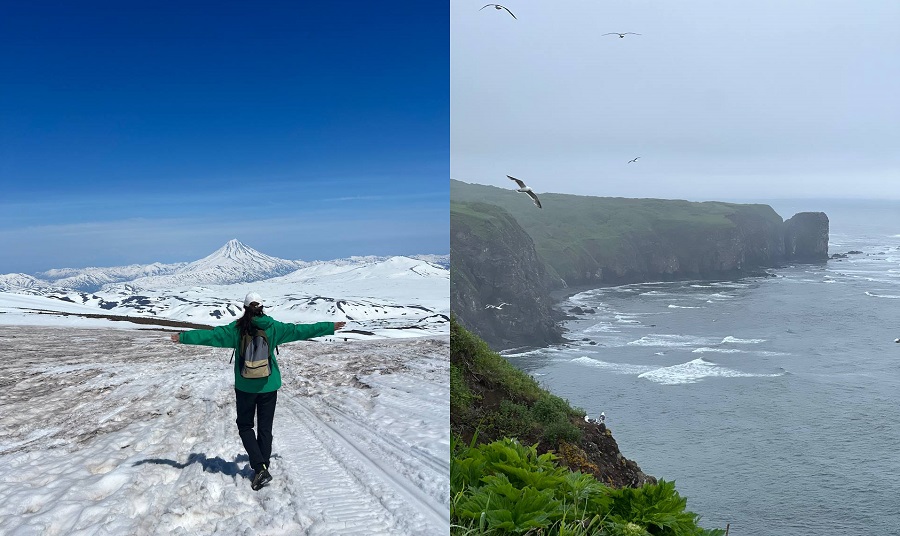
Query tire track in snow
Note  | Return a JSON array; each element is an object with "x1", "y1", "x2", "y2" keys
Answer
[
  {"x1": 320, "y1": 398, "x2": 448, "y2": 476},
  {"x1": 281, "y1": 397, "x2": 449, "y2": 534},
  {"x1": 273, "y1": 398, "x2": 398, "y2": 535}
]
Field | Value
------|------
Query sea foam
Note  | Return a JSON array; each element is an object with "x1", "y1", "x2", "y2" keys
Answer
[
  {"x1": 570, "y1": 356, "x2": 656, "y2": 375},
  {"x1": 721, "y1": 336, "x2": 766, "y2": 344},
  {"x1": 865, "y1": 291, "x2": 900, "y2": 299},
  {"x1": 627, "y1": 334, "x2": 713, "y2": 347},
  {"x1": 638, "y1": 358, "x2": 785, "y2": 385},
  {"x1": 692, "y1": 347, "x2": 744, "y2": 353}
]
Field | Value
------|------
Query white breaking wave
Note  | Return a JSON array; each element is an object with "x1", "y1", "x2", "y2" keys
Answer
[
  {"x1": 722, "y1": 336, "x2": 766, "y2": 344},
  {"x1": 569, "y1": 357, "x2": 657, "y2": 375},
  {"x1": 692, "y1": 347, "x2": 745, "y2": 354},
  {"x1": 865, "y1": 291, "x2": 900, "y2": 299},
  {"x1": 627, "y1": 334, "x2": 714, "y2": 347},
  {"x1": 668, "y1": 304, "x2": 701, "y2": 309},
  {"x1": 584, "y1": 323, "x2": 621, "y2": 334},
  {"x1": 501, "y1": 348, "x2": 545, "y2": 358},
  {"x1": 638, "y1": 358, "x2": 785, "y2": 385}
]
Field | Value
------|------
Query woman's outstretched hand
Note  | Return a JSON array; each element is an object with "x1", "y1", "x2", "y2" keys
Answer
[
  {"x1": 334, "y1": 322, "x2": 346, "y2": 331},
  {"x1": 171, "y1": 333, "x2": 180, "y2": 343}
]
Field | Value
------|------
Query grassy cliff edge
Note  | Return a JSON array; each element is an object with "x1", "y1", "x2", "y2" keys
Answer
[{"x1": 450, "y1": 316, "x2": 725, "y2": 535}]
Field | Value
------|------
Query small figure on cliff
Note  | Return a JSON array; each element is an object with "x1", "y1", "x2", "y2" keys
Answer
[
  {"x1": 584, "y1": 411, "x2": 606, "y2": 425},
  {"x1": 507, "y1": 175, "x2": 543, "y2": 209}
]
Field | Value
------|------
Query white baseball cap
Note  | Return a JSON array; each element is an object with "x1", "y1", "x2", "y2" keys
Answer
[{"x1": 244, "y1": 292, "x2": 264, "y2": 307}]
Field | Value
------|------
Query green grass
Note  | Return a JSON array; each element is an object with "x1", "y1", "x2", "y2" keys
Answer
[
  {"x1": 450, "y1": 317, "x2": 582, "y2": 448},
  {"x1": 451, "y1": 437, "x2": 725, "y2": 536},
  {"x1": 451, "y1": 180, "x2": 783, "y2": 284},
  {"x1": 450, "y1": 317, "x2": 726, "y2": 535}
]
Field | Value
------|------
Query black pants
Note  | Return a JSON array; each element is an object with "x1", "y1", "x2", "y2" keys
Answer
[{"x1": 235, "y1": 388, "x2": 277, "y2": 473}]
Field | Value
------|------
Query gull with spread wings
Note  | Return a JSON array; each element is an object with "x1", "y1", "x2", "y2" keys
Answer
[
  {"x1": 603, "y1": 32, "x2": 641, "y2": 38},
  {"x1": 508, "y1": 175, "x2": 542, "y2": 208},
  {"x1": 480, "y1": 4, "x2": 517, "y2": 20}
]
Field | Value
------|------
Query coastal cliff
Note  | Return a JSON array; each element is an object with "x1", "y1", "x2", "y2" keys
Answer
[
  {"x1": 450, "y1": 318, "x2": 654, "y2": 489},
  {"x1": 450, "y1": 180, "x2": 830, "y2": 348},
  {"x1": 451, "y1": 201, "x2": 565, "y2": 350}
]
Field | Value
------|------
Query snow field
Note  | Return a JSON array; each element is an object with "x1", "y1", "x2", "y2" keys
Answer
[{"x1": 0, "y1": 326, "x2": 449, "y2": 535}]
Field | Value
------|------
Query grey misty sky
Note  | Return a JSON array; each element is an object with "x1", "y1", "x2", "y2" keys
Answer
[{"x1": 451, "y1": 0, "x2": 900, "y2": 201}]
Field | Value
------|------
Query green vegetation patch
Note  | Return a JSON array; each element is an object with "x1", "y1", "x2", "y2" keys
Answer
[
  {"x1": 450, "y1": 316, "x2": 581, "y2": 447},
  {"x1": 451, "y1": 437, "x2": 725, "y2": 536}
]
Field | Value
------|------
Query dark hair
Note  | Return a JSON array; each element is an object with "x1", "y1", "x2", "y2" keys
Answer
[{"x1": 237, "y1": 302, "x2": 264, "y2": 336}]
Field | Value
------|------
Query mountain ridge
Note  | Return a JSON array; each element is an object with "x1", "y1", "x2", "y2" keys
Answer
[
  {"x1": 1, "y1": 240, "x2": 450, "y2": 338},
  {"x1": 16, "y1": 240, "x2": 449, "y2": 293}
]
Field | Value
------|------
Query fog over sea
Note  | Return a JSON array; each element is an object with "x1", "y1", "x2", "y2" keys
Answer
[{"x1": 504, "y1": 199, "x2": 900, "y2": 535}]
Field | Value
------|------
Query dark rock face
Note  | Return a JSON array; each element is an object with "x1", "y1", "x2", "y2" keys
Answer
[
  {"x1": 558, "y1": 423, "x2": 656, "y2": 488},
  {"x1": 451, "y1": 202, "x2": 565, "y2": 350},
  {"x1": 545, "y1": 208, "x2": 787, "y2": 287},
  {"x1": 784, "y1": 212, "x2": 829, "y2": 262}
]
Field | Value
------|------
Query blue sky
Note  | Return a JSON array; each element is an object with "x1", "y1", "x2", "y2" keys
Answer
[{"x1": 0, "y1": 1, "x2": 449, "y2": 274}]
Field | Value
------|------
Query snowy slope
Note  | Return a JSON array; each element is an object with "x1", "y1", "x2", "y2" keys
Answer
[
  {"x1": 0, "y1": 326, "x2": 449, "y2": 535},
  {"x1": 0, "y1": 274, "x2": 50, "y2": 292},
  {"x1": 0, "y1": 241, "x2": 450, "y2": 338},
  {"x1": 36, "y1": 262, "x2": 187, "y2": 292}
]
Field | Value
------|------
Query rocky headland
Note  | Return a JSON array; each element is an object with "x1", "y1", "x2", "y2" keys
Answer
[
  {"x1": 450, "y1": 180, "x2": 829, "y2": 349},
  {"x1": 450, "y1": 201, "x2": 565, "y2": 350}
]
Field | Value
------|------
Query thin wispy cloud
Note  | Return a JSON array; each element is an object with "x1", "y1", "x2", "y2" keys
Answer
[
  {"x1": 1, "y1": 3, "x2": 449, "y2": 274},
  {"x1": 1, "y1": 205, "x2": 448, "y2": 273}
]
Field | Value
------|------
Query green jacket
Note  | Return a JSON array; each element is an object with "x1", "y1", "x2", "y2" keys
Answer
[{"x1": 178, "y1": 315, "x2": 335, "y2": 393}]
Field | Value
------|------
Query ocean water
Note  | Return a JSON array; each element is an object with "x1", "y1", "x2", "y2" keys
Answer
[{"x1": 503, "y1": 200, "x2": 900, "y2": 535}]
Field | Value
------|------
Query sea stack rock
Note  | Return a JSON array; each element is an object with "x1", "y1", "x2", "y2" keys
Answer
[{"x1": 784, "y1": 212, "x2": 829, "y2": 262}]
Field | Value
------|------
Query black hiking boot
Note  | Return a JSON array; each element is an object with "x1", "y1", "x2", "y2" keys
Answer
[{"x1": 251, "y1": 465, "x2": 272, "y2": 491}]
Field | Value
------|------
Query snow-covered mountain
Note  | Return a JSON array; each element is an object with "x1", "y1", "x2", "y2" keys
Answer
[
  {"x1": 410, "y1": 254, "x2": 450, "y2": 269},
  {"x1": 128, "y1": 240, "x2": 305, "y2": 289},
  {"x1": 0, "y1": 240, "x2": 450, "y2": 338},
  {"x1": 0, "y1": 273, "x2": 48, "y2": 292},
  {"x1": 37, "y1": 262, "x2": 187, "y2": 292}
]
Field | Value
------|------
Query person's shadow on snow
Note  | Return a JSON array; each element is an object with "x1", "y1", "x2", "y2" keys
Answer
[{"x1": 133, "y1": 453, "x2": 279, "y2": 480}]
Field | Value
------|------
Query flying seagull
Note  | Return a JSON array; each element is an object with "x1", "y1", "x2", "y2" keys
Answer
[
  {"x1": 628, "y1": 156, "x2": 640, "y2": 164},
  {"x1": 603, "y1": 32, "x2": 641, "y2": 38},
  {"x1": 507, "y1": 175, "x2": 542, "y2": 208},
  {"x1": 480, "y1": 4, "x2": 517, "y2": 19},
  {"x1": 485, "y1": 302, "x2": 510, "y2": 310}
]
